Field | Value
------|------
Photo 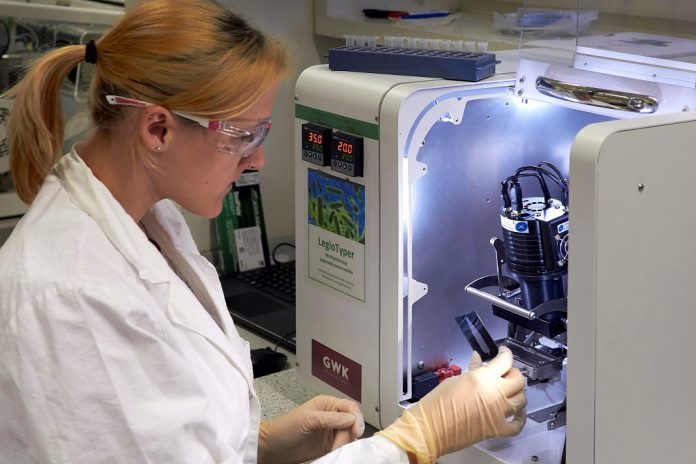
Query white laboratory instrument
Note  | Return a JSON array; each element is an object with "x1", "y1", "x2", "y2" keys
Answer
[{"x1": 294, "y1": 1, "x2": 696, "y2": 462}]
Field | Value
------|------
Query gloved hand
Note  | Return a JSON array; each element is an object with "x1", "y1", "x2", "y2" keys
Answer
[
  {"x1": 257, "y1": 394, "x2": 365, "y2": 464},
  {"x1": 376, "y1": 346, "x2": 527, "y2": 464}
]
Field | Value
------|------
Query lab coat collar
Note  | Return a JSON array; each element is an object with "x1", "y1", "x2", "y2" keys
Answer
[
  {"x1": 53, "y1": 149, "x2": 255, "y2": 388},
  {"x1": 52, "y1": 149, "x2": 170, "y2": 284},
  {"x1": 141, "y1": 206, "x2": 253, "y2": 378}
]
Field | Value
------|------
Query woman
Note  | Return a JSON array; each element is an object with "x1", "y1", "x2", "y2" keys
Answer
[{"x1": 0, "y1": 1, "x2": 526, "y2": 463}]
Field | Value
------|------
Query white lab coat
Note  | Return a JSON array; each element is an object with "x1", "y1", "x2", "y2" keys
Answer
[{"x1": 0, "y1": 149, "x2": 407, "y2": 464}]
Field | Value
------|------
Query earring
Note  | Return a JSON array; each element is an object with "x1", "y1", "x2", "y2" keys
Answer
[{"x1": 155, "y1": 145, "x2": 162, "y2": 151}]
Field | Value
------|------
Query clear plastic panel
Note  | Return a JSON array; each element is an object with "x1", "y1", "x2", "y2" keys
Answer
[
  {"x1": 575, "y1": 0, "x2": 696, "y2": 73},
  {"x1": 514, "y1": 0, "x2": 583, "y2": 67},
  {"x1": 512, "y1": 0, "x2": 696, "y2": 117},
  {"x1": 515, "y1": 0, "x2": 696, "y2": 68}
]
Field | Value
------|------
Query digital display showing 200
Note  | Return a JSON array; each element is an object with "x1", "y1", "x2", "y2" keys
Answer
[
  {"x1": 331, "y1": 132, "x2": 363, "y2": 177},
  {"x1": 336, "y1": 141, "x2": 354, "y2": 162},
  {"x1": 337, "y1": 141, "x2": 353, "y2": 155}
]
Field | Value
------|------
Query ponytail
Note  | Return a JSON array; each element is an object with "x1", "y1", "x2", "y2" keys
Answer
[
  {"x1": 5, "y1": 45, "x2": 85, "y2": 204},
  {"x1": 4, "y1": 0, "x2": 289, "y2": 205}
]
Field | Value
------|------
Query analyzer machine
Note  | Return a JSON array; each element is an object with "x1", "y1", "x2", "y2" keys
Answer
[{"x1": 295, "y1": 1, "x2": 696, "y2": 462}]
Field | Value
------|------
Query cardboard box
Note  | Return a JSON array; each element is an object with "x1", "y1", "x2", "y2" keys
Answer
[{"x1": 215, "y1": 171, "x2": 270, "y2": 274}]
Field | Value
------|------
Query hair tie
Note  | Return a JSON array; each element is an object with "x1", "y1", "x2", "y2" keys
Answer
[{"x1": 85, "y1": 40, "x2": 98, "y2": 64}]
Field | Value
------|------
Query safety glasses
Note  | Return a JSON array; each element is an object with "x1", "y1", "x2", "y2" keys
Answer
[{"x1": 105, "y1": 95, "x2": 272, "y2": 158}]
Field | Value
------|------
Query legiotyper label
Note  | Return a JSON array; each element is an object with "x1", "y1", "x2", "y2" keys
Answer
[{"x1": 307, "y1": 169, "x2": 365, "y2": 301}]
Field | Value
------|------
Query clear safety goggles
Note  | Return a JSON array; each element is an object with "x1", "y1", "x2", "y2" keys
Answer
[{"x1": 105, "y1": 95, "x2": 272, "y2": 158}]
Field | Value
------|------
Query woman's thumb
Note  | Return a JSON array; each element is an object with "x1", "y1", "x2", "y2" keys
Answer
[
  {"x1": 310, "y1": 410, "x2": 356, "y2": 430},
  {"x1": 469, "y1": 350, "x2": 483, "y2": 370}
]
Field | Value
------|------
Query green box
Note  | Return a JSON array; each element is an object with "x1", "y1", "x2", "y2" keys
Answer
[{"x1": 215, "y1": 171, "x2": 270, "y2": 274}]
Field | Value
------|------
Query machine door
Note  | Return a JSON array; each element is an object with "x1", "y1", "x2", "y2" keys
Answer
[{"x1": 568, "y1": 113, "x2": 696, "y2": 463}]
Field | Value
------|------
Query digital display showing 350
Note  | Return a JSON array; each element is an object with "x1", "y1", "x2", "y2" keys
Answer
[
  {"x1": 305, "y1": 130, "x2": 324, "y2": 152},
  {"x1": 301, "y1": 123, "x2": 332, "y2": 167}
]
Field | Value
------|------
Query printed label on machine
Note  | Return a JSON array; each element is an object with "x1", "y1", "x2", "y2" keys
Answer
[
  {"x1": 307, "y1": 169, "x2": 365, "y2": 301},
  {"x1": 311, "y1": 339, "x2": 362, "y2": 402},
  {"x1": 501, "y1": 216, "x2": 529, "y2": 234}
]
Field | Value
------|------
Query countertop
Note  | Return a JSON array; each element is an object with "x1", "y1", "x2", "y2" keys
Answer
[
  {"x1": 254, "y1": 367, "x2": 315, "y2": 420},
  {"x1": 254, "y1": 367, "x2": 380, "y2": 439}
]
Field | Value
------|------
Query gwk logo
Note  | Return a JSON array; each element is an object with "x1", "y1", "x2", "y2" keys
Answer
[{"x1": 323, "y1": 356, "x2": 349, "y2": 379}]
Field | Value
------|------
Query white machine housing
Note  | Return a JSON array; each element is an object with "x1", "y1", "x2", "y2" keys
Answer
[
  {"x1": 295, "y1": 20, "x2": 696, "y2": 464},
  {"x1": 294, "y1": 60, "x2": 518, "y2": 425}
]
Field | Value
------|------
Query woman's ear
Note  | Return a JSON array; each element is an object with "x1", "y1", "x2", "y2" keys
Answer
[{"x1": 138, "y1": 106, "x2": 174, "y2": 152}]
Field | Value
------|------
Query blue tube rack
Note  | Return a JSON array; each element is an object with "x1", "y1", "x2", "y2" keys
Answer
[{"x1": 328, "y1": 46, "x2": 498, "y2": 82}]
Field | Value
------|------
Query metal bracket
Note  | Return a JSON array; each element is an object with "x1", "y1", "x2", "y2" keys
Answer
[
  {"x1": 527, "y1": 397, "x2": 567, "y2": 430},
  {"x1": 491, "y1": 237, "x2": 508, "y2": 297}
]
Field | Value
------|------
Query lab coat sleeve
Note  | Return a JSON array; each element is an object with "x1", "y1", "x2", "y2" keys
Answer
[
  {"x1": 313, "y1": 436, "x2": 410, "y2": 464},
  {"x1": 1, "y1": 280, "x2": 243, "y2": 464}
]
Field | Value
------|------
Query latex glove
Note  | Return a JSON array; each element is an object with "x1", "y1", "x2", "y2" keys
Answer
[
  {"x1": 376, "y1": 346, "x2": 527, "y2": 464},
  {"x1": 258, "y1": 394, "x2": 365, "y2": 464}
]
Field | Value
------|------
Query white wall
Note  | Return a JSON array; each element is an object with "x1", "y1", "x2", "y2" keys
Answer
[
  {"x1": 182, "y1": 0, "x2": 342, "y2": 255},
  {"x1": 226, "y1": 0, "x2": 341, "y2": 240}
]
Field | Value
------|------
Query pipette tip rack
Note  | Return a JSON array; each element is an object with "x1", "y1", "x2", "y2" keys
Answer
[{"x1": 328, "y1": 46, "x2": 498, "y2": 82}]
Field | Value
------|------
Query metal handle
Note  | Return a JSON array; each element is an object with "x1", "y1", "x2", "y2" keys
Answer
[
  {"x1": 535, "y1": 76, "x2": 658, "y2": 113},
  {"x1": 465, "y1": 276, "x2": 536, "y2": 320}
]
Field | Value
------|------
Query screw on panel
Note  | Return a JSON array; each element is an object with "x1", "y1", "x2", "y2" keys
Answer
[
  {"x1": 531, "y1": 456, "x2": 539, "y2": 462},
  {"x1": 683, "y1": 106, "x2": 690, "y2": 112},
  {"x1": 375, "y1": 116, "x2": 380, "y2": 122},
  {"x1": 295, "y1": 362, "x2": 300, "y2": 367},
  {"x1": 519, "y1": 76, "x2": 526, "y2": 84},
  {"x1": 375, "y1": 406, "x2": 380, "y2": 412},
  {"x1": 517, "y1": 89, "x2": 525, "y2": 96},
  {"x1": 638, "y1": 183, "x2": 645, "y2": 192},
  {"x1": 417, "y1": 361, "x2": 425, "y2": 369},
  {"x1": 294, "y1": 95, "x2": 299, "y2": 101}
]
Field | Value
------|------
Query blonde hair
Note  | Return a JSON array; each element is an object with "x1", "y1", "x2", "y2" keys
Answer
[{"x1": 5, "y1": 0, "x2": 289, "y2": 204}]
